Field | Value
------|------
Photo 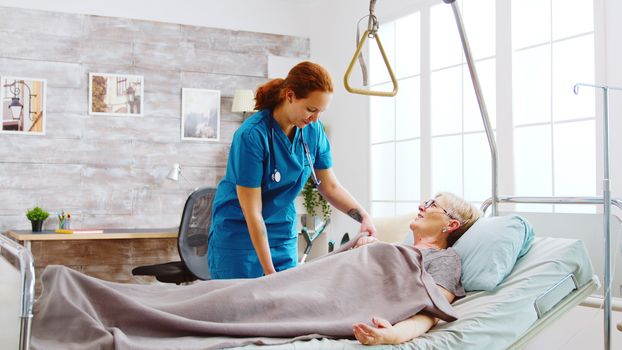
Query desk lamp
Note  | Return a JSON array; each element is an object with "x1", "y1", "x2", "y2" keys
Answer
[{"x1": 167, "y1": 163, "x2": 197, "y2": 190}]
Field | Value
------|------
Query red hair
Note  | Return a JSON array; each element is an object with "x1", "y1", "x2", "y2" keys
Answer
[{"x1": 255, "y1": 61, "x2": 333, "y2": 110}]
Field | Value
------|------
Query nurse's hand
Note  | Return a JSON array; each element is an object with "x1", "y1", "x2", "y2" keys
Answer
[{"x1": 359, "y1": 215, "x2": 377, "y2": 237}]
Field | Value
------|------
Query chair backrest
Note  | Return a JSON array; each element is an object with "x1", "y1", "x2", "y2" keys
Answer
[
  {"x1": 374, "y1": 212, "x2": 415, "y2": 244},
  {"x1": 177, "y1": 187, "x2": 216, "y2": 280}
]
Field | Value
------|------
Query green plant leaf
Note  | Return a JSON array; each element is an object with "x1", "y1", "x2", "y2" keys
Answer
[
  {"x1": 301, "y1": 177, "x2": 332, "y2": 222},
  {"x1": 25, "y1": 206, "x2": 50, "y2": 221}
]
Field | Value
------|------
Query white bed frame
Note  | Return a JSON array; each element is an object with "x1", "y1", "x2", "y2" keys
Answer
[{"x1": 0, "y1": 234, "x2": 35, "y2": 350}]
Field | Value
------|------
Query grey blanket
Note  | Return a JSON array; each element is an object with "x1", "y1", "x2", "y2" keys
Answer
[{"x1": 32, "y1": 241, "x2": 457, "y2": 350}]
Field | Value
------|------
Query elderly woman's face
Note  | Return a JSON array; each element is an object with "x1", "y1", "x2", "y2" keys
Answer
[{"x1": 409, "y1": 196, "x2": 453, "y2": 235}]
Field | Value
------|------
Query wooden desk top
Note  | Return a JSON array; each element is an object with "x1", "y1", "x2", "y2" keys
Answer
[{"x1": 5, "y1": 228, "x2": 178, "y2": 241}]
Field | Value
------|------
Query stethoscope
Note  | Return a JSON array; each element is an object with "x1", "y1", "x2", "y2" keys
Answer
[{"x1": 269, "y1": 121, "x2": 321, "y2": 187}]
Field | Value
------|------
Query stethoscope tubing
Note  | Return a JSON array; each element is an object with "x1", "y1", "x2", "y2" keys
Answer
[{"x1": 269, "y1": 120, "x2": 321, "y2": 187}]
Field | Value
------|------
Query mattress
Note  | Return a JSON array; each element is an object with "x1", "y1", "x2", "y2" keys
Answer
[{"x1": 237, "y1": 237, "x2": 596, "y2": 350}]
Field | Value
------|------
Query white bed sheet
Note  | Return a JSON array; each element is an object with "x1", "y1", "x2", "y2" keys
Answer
[{"x1": 237, "y1": 237, "x2": 595, "y2": 350}]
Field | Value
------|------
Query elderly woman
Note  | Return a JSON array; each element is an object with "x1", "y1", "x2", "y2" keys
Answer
[{"x1": 352, "y1": 192, "x2": 481, "y2": 345}]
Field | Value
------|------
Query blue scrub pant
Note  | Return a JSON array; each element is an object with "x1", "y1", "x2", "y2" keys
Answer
[{"x1": 208, "y1": 238, "x2": 298, "y2": 279}]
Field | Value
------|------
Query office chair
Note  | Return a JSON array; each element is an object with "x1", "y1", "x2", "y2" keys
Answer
[{"x1": 132, "y1": 187, "x2": 215, "y2": 284}]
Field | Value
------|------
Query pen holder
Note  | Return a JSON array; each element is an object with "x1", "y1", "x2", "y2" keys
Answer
[{"x1": 58, "y1": 217, "x2": 70, "y2": 230}]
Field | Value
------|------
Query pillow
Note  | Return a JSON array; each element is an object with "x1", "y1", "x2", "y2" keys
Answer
[{"x1": 452, "y1": 215, "x2": 534, "y2": 291}]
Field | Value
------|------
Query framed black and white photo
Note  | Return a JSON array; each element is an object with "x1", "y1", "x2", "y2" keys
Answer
[
  {"x1": 181, "y1": 88, "x2": 220, "y2": 142},
  {"x1": 1, "y1": 76, "x2": 47, "y2": 135},
  {"x1": 89, "y1": 72, "x2": 143, "y2": 116}
]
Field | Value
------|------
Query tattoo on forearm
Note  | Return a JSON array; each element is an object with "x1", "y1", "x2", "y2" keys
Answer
[{"x1": 348, "y1": 209, "x2": 363, "y2": 223}]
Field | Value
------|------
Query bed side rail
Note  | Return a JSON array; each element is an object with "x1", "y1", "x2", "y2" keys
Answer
[
  {"x1": 0, "y1": 234, "x2": 35, "y2": 350},
  {"x1": 508, "y1": 276, "x2": 599, "y2": 349},
  {"x1": 481, "y1": 196, "x2": 622, "y2": 213},
  {"x1": 534, "y1": 273, "x2": 579, "y2": 319}
]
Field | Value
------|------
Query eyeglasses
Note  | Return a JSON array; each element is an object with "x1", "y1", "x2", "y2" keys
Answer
[{"x1": 422, "y1": 199, "x2": 456, "y2": 220}]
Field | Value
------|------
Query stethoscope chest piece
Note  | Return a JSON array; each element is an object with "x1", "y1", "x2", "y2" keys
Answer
[
  {"x1": 268, "y1": 117, "x2": 320, "y2": 186},
  {"x1": 272, "y1": 169, "x2": 281, "y2": 183}
]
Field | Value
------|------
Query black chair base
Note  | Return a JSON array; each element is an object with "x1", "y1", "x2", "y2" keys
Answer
[{"x1": 132, "y1": 261, "x2": 198, "y2": 285}]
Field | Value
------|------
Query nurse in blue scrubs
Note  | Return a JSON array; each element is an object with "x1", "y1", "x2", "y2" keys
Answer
[{"x1": 208, "y1": 61, "x2": 377, "y2": 279}]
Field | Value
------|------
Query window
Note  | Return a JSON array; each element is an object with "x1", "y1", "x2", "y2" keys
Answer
[
  {"x1": 430, "y1": 0, "x2": 496, "y2": 207},
  {"x1": 370, "y1": 12, "x2": 421, "y2": 217},
  {"x1": 512, "y1": 0, "x2": 595, "y2": 213},
  {"x1": 369, "y1": 0, "x2": 596, "y2": 216}
]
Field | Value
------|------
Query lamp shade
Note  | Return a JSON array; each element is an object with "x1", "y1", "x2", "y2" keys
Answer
[
  {"x1": 231, "y1": 89, "x2": 256, "y2": 113},
  {"x1": 167, "y1": 163, "x2": 181, "y2": 181}
]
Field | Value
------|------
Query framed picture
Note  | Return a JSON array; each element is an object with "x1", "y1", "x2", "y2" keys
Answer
[
  {"x1": 1, "y1": 76, "x2": 47, "y2": 135},
  {"x1": 181, "y1": 88, "x2": 220, "y2": 142},
  {"x1": 88, "y1": 72, "x2": 143, "y2": 116}
]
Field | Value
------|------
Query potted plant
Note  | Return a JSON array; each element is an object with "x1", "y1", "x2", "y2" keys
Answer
[
  {"x1": 301, "y1": 178, "x2": 331, "y2": 229},
  {"x1": 26, "y1": 206, "x2": 50, "y2": 232}
]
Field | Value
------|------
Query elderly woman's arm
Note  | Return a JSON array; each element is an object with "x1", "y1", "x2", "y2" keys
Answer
[{"x1": 352, "y1": 286, "x2": 455, "y2": 345}]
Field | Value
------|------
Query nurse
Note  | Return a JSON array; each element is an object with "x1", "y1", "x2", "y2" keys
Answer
[{"x1": 208, "y1": 61, "x2": 376, "y2": 279}]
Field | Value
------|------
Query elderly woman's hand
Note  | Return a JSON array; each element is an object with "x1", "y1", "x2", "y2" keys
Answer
[
  {"x1": 354, "y1": 233, "x2": 378, "y2": 248},
  {"x1": 353, "y1": 317, "x2": 397, "y2": 345}
]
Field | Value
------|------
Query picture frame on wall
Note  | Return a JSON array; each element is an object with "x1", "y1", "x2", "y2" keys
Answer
[
  {"x1": 1, "y1": 76, "x2": 47, "y2": 135},
  {"x1": 88, "y1": 72, "x2": 144, "y2": 116},
  {"x1": 181, "y1": 88, "x2": 220, "y2": 142}
]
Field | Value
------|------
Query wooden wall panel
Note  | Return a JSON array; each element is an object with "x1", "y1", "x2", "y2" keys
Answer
[
  {"x1": 0, "y1": 8, "x2": 84, "y2": 37},
  {"x1": 80, "y1": 39, "x2": 134, "y2": 65},
  {"x1": 0, "y1": 58, "x2": 82, "y2": 88},
  {"x1": 46, "y1": 87, "x2": 87, "y2": 114},
  {"x1": 182, "y1": 26, "x2": 310, "y2": 58},
  {"x1": 180, "y1": 71, "x2": 267, "y2": 97},
  {"x1": 0, "y1": 6, "x2": 309, "y2": 242},
  {"x1": 1, "y1": 32, "x2": 83, "y2": 63}
]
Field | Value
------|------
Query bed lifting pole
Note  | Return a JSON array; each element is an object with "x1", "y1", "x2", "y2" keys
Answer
[
  {"x1": 0, "y1": 234, "x2": 35, "y2": 350},
  {"x1": 575, "y1": 83, "x2": 622, "y2": 350},
  {"x1": 443, "y1": 0, "x2": 498, "y2": 216}
]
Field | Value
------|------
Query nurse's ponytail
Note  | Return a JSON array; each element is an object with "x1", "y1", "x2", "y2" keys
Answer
[{"x1": 255, "y1": 61, "x2": 333, "y2": 110}]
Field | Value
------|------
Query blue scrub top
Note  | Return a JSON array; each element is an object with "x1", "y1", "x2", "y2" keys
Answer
[{"x1": 210, "y1": 109, "x2": 332, "y2": 250}]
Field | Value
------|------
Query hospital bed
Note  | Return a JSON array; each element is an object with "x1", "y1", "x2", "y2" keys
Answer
[{"x1": 0, "y1": 215, "x2": 599, "y2": 350}]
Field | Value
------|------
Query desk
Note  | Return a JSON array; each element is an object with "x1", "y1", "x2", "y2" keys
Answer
[{"x1": 4, "y1": 228, "x2": 178, "y2": 296}]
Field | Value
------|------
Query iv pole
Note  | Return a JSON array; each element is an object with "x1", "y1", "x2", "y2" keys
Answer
[{"x1": 574, "y1": 83, "x2": 622, "y2": 350}]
